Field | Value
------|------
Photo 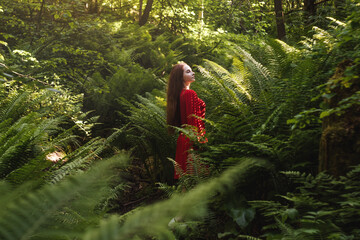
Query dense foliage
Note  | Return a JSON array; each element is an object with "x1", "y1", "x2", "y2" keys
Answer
[{"x1": 0, "y1": 0, "x2": 359, "y2": 239}]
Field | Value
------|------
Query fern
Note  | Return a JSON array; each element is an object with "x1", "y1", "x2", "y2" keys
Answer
[
  {"x1": 250, "y1": 165, "x2": 360, "y2": 239},
  {"x1": 49, "y1": 137, "x2": 106, "y2": 184},
  {"x1": 192, "y1": 38, "x2": 326, "y2": 172},
  {"x1": 198, "y1": 59, "x2": 252, "y2": 113},
  {"x1": 0, "y1": 80, "x2": 112, "y2": 185},
  {"x1": 119, "y1": 92, "x2": 176, "y2": 183},
  {"x1": 0, "y1": 90, "x2": 31, "y2": 123},
  {"x1": 0, "y1": 113, "x2": 42, "y2": 178},
  {"x1": 0, "y1": 154, "x2": 129, "y2": 240},
  {"x1": 237, "y1": 235, "x2": 262, "y2": 240},
  {"x1": 82, "y1": 158, "x2": 271, "y2": 240}
]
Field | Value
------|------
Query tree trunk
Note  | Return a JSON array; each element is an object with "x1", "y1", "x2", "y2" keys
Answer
[
  {"x1": 304, "y1": 0, "x2": 316, "y2": 21},
  {"x1": 139, "y1": 0, "x2": 154, "y2": 26},
  {"x1": 274, "y1": 0, "x2": 286, "y2": 40},
  {"x1": 139, "y1": 0, "x2": 143, "y2": 22},
  {"x1": 198, "y1": 0, "x2": 204, "y2": 38},
  {"x1": 36, "y1": 0, "x2": 46, "y2": 32},
  {"x1": 318, "y1": 60, "x2": 360, "y2": 177},
  {"x1": 88, "y1": 0, "x2": 100, "y2": 14}
]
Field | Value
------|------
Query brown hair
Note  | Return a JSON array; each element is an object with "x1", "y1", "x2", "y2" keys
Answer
[{"x1": 166, "y1": 63, "x2": 186, "y2": 134}]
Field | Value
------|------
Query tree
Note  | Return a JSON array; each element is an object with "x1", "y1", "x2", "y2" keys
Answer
[
  {"x1": 88, "y1": 0, "x2": 101, "y2": 14},
  {"x1": 274, "y1": 0, "x2": 286, "y2": 40},
  {"x1": 139, "y1": 0, "x2": 154, "y2": 26},
  {"x1": 139, "y1": 0, "x2": 143, "y2": 21},
  {"x1": 304, "y1": 0, "x2": 316, "y2": 17},
  {"x1": 318, "y1": 60, "x2": 360, "y2": 177},
  {"x1": 36, "y1": 0, "x2": 46, "y2": 32}
]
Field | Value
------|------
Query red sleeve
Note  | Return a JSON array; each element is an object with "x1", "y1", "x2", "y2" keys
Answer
[{"x1": 182, "y1": 90, "x2": 206, "y2": 139}]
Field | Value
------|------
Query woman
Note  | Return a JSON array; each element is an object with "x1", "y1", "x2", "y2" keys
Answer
[{"x1": 167, "y1": 63, "x2": 206, "y2": 179}]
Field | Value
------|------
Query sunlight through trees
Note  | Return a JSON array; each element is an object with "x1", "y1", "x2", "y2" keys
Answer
[{"x1": 0, "y1": 0, "x2": 359, "y2": 239}]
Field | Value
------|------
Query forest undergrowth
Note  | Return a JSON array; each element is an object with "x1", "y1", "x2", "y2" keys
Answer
[{"x1": 0, "y1": 0, "x2": 359, "y2": 239}]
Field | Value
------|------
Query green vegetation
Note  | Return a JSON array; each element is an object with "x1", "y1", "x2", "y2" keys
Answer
[{"x1": 0, "y1": 0, "x2": 359, "y2": 239}]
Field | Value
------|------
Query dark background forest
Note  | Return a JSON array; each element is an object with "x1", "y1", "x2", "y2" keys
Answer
[{"x1": 0, "y1": 0, "x2": 359, "y2": 239}]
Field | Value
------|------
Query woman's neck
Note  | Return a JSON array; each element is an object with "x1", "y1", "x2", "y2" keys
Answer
[{"x1": 184, "y1": 83, "x2": 191, "y2": 90}]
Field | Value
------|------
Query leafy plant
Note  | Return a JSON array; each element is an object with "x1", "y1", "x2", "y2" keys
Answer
[
  {"x1": 250, "y1": 164, "x2": 360, "y2": 239},
  {"x1": 118, "y1": 91, "x2": 176, "y2": 183},
  {"x1": 0, "y1": 154, "x2": 129, "y2": 240},
  {"x1": 83, "y1": 157, "x2": 271, "y2": 240}
]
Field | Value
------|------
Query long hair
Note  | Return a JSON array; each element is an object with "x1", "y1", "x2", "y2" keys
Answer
[{"x1": 167, "y1": 63, "x2": 185, "y2": 134}]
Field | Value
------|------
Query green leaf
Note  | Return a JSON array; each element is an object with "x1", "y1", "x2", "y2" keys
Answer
[
  {"x1": 218, "y1": 232, "x2": 233, "y2": 238},
  {"x1": 230, "y1": 208, "x2": 255, "y2": 228},
  {"x1": 297, "y1": 228, "x2": 320, "y2": 234},
  {"x1": 322, "y1": 93, "x2": 336, "y2": 99},
  {"x1": 320, "y1": 110, "x2": 332, "y2": 118},
  {"x1": 284, "y1": 208, "x2": 298, "y2": 219}
]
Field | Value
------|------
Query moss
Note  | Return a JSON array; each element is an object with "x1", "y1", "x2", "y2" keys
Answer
[{"x1": 319, "y1": 60, "x2": 360, "y2": 176}]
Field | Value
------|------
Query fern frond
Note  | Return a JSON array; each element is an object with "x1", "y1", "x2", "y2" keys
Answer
[
  {"x1": 274, "y1": 217, "x2": 295, "y2": 237},
  {"x1": 0, "y1": 91, "x2": 31, "y2": 123},
  {"x1": 49, "y1": 137, "x2": 106, "y2": 184},
  {"x1": 0, "y1": 154, "x2": 129, "y2": 240},
  {"x1": 119, "y1": 92, "x2": 176, "y2": 182},
  {"x1": 199, "y1": 59, "x2": 251, "y2": 110},
  {"x1": 237, "y1": 234, "x2": 262, "y2": 240},
  {"x1": 82, "y1": 158, "x2": 272, "y2": 240},
  {"x1": 156, "y1": 182, "x2": 176, "y2": 198}
]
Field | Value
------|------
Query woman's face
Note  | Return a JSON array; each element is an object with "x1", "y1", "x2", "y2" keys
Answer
[{"x1": 183, "y1": 64, "x2": 195, "y2": 84}]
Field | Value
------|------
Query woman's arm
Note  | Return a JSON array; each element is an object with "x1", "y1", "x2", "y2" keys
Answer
[{"x1": 182, "y1": 90, "x2": 206, "y2": 142}]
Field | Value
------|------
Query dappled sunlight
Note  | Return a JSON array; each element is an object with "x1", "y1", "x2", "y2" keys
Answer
[
  {"x1": 109, "y1": 21, "x2": 123, "y2": 33},
  {"x1": 275, "y1": 39, "x2": 299, "y2": 53},
  {"x1": 46, "y1": 151, "x2": 66, "y2": 162},
  {"x1": 0, "y1": 0, "x2": 358, "y2": 239}
]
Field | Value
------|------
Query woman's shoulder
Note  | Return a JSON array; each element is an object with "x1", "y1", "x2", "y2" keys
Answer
[{"x1": 181, "y1": 89, "x2": 197, "y2": 97}]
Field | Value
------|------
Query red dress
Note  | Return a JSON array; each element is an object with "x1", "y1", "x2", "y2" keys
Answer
[{"x1": 174, "y1": 89, "x2": 206, "y2": 179}]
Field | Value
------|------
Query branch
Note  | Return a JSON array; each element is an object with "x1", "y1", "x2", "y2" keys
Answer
[
  {"x1": 284, "y1": 8, "x2": 302, "y2": 16},
  {"x1": 0, "y1": 63, "x2": 50, "y2": 86},
  {"x1": 284, "y1": 0, "x2": 331, "y2": 15},
  {"x1": 315, "y1": 0, "x2": 331, "y2": 6}
]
